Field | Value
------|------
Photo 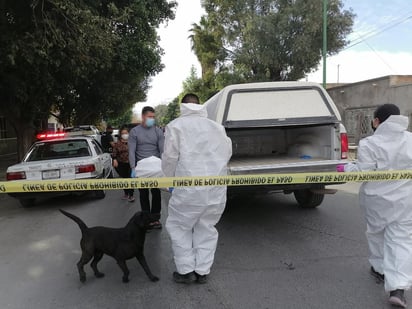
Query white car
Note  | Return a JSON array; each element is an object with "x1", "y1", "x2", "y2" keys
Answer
[
  {"x1": 63, "y1": 125, "x2": 102, "y2": 144},
  {"x1": 6, "y1": 136, "x2": 113, "y2": 207}
]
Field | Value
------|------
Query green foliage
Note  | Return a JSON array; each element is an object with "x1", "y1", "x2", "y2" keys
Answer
[
  {"x1": 154, "y1": 104, "x2": 169, "y2": 127},
  {"x1": 162, "y1": 97, "x2": 180, "y2": 125},
  {"x1": 181, "y1": 65, "x2": 246, "y2": 104},
  {"x1": 105, "y1": 109, "x2": 133, "y2": 129},
  {"x1": 0, "y1": 0, "x2": 176, "y2": 157},
  {"x1": 181, "y1": 67, "x2": 216, "y2": 103},
  {"x1": 192, "y1": 0, "x2": 354, "y2": 83},
  {"x1": 189, "y1": 16, "x2": 226, "y2": 80}
]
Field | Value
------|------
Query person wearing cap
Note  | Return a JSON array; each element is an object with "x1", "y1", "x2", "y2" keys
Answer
[
  {"x1": 338, "y1": 104, "x2": 412, "y2": 307},
  {"x1": 162, "y1": 93, "x2": 232, "y2": 284}
]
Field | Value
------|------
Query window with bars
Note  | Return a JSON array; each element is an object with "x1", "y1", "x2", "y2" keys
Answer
[{"x1": 344, "y1": 107, "x2": 376, "y2": 144}]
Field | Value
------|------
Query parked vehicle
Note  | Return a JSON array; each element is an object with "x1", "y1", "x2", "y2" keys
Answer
[
  {"x1": 63, "y1": 125, "x2": 102, "y2": 144},
  {"x1": 6, "y1": 136, "x2": 113, "y2": 207},
  {"x1": 204, "y1": 81, "x2": 348, "y2": 208}
]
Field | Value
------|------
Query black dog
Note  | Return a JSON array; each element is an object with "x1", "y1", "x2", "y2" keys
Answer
[{"x1": 60, "y1": 209, "x2": 159, "y2": 283}]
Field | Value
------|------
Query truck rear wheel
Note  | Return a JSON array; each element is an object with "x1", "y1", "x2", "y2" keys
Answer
[{"x1": 293, "y1": 186, "x2": 325, "y2": 208}]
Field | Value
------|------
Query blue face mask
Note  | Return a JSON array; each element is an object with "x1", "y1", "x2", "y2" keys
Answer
[{"x1": 145, "y1": 118, "x2": 155, "y2": 127}]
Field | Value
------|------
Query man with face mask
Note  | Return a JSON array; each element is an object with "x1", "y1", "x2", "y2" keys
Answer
[
  {"x1": 162, "y1": 93, "x2": 232, "y2": 284},
  {"x1": 129, "y1": 106, "x2": 164, "y2": 228},
  {"x1": 338, "y1": 104, "x2": 412, "y2": 308}
]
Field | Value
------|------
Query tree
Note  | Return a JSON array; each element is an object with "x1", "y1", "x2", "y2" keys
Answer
[
  {"x1": 0, "y1": 0, "x2": 176, "y2": 158},
  {"x1": 162, "y1": 98, "x2": 180, "y2": 124},
  {"x1": 196, "y1": 0, "x2": 354, "y2": 82},
  {"x1": 54, "y1": 0, "x2": 176, "y2": 126},
  {"x1": 153, "y1": 104, "x2": 169, "y2": 127},
  {"x1": 189, "y1": 16, "x2": 225, "y2": 81},
  {"x1": 181, "y1": 67, "x2": 214, "y2": 103},
  {"x1": 104, "y1": 109, "x2": 134, "y2": 129}
]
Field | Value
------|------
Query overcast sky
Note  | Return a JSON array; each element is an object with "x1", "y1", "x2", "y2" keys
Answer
[{"x1": 135, "y1": 0, "x2": 412, "y2": 115}]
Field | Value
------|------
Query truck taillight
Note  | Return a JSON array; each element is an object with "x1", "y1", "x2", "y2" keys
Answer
[
  {"x1": 7, "y1": 171, "x2": 26, "y2": 181},
  {"x1": 340, "y1": 133, "x2": 348, "y2": 159},
  {"x1": 75, "y1": 164, "x2": 96, "y2": 174}
]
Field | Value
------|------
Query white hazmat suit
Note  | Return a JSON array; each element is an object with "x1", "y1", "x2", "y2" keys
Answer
[
  {"x1": 162, "y1": 103, "x2": 232, "y2": 275},
  {"x1": 344, "y1": 115, "x2": 412, "y2": 292}
]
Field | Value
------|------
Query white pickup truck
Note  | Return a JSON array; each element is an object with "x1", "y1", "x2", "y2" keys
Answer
[{"x1": 204, "y1": 81, "x2": 348, "y2": 208}]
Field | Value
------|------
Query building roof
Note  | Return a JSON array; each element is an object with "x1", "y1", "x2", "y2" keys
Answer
[{"x1": 327, "y1": 75, "x2": 412, "y2": 90}]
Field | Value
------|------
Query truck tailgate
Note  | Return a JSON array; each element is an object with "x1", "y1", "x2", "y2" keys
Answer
[{"x1": 229, "y1": 155, "x2": 343, "y2": 175}]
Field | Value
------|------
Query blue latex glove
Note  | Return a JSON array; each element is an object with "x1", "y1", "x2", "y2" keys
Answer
[
  {"x1": 168, "y1": 187, "x2": 174, "y2": 193},
  {"x1": 131, "y1": 169, "x2": 136, "y2": 178}
]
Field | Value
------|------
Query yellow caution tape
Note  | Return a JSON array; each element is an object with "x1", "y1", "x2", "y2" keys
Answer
[{"x1": 1, "y1": 170, "x2": 412, "y2": 193}]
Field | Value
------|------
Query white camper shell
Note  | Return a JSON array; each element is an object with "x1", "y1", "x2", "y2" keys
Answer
[{"x1": 204, "y1": 81, "x2": 348, "y2": 208}]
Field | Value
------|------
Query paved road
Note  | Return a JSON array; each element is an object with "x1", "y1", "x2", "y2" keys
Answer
[{"x1": 0, "y1": 184, "x2": 406, "y2": 309}]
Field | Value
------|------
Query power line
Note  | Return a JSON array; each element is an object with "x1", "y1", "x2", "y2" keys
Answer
[
  {"x1": 345, "y1": 1, "x2": 412, "y2": 44},
  {"x1": 363, "y1": 40, "x2": 396, "y2": 73},
  {"x1": 345, "y1": 13, "x2": 412, "y2": 50}
]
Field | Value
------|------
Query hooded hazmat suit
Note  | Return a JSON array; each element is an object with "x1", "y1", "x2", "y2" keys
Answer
[
  {"x1": 344, "y1": 115, "x2": 412, "y2": 292},
  {"x1": 162, "y1": 103, "x2": 232, "y2": 275}
]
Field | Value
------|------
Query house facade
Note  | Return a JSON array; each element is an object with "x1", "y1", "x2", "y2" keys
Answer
[{"x1": 327, "y1": 75, "x2": 412, "y2": 144}]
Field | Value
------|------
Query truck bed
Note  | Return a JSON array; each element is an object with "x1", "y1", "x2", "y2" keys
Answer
[{"x1": 229, "y1": 155, "x2": 342, "y2": 175}]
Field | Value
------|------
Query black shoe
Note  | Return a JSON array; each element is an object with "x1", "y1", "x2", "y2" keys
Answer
[
  {"x1": 370, "y1": 266, "x2": 384, "y2": 282},
  {"x1": 389, "y1": 289, "x2": 407, "y2": 308},
  {"x1": 173, "y1": 271, "x2": 196, "y2": 284},
  {"x1": 195, "y1": 272, "x2": 208, "y2": 284}
]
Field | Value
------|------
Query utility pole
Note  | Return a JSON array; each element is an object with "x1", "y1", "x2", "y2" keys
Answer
[{"x1": 322, "y1": 0, "x2": 327, "y2": 89}]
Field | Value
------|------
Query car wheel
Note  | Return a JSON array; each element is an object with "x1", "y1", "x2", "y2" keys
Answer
[
  {"x1": 94, "y1": 190, "x2": 106, "y2": 199},
  {"x1": 19, "y1": 198, "x2": 36, "y2": 207},
  {"x1": 293, "y1": 186, "x2": 325, "y2": 208}
]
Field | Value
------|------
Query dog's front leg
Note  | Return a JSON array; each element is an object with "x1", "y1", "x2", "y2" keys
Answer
[
  {"x1": 116, "y1": 260, "x2": 130, "y2": 283},
  {"x1": 136, "y1": 254, "x2": 159, "y2": 282}
]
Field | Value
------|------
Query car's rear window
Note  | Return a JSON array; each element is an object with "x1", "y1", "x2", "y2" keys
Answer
[
  {"x1": 226, "y1": 89, "x2": 332, "y2": 121},
  {"x1": 25, "y1": 140, "x2": 91, "y2": 161}
]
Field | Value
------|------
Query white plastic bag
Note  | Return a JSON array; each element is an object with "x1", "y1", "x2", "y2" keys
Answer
[{"x1": 135, "y1": 156, "x2": 165, "y2": 178}]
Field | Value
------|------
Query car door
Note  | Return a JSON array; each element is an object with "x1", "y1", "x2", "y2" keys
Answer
[{"x1": 91, "y1": 139, "x2": 112, "y2": 178}]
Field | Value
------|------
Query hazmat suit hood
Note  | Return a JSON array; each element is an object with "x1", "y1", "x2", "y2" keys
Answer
[
  {"x1": 374, "y1": 115, "x2": 409, "y2": 135},
  {"x1": 180, "y1": 103, "x2": 208, "y2": 118}
]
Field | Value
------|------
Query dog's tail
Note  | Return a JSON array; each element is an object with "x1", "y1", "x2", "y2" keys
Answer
[{"x1": 59, "y1": 209, "x2": 88, "y2": 232}]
